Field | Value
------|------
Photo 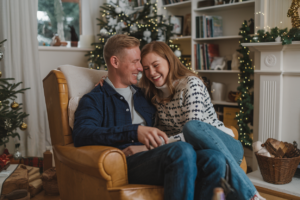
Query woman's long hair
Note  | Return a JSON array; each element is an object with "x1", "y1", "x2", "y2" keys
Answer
[{"x1": 139, "y1": 41, "x2": 198, "y2": 104}]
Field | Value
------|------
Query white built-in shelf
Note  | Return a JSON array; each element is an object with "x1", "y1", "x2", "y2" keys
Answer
[
  {"x1": 194, "y1": 0, "x2": 254, "y2": 12},
  {"x1": 212, "y1": 100, "x2": 238, "y2": 106},
  {"x1": 242, "y1": 41, "x2": 300, "y2": 52},
  {"x1": 194, "y1": 35, "x2": 242, "y2": 41},
  {"x1": 171, "y1": 35, "x2": 191, "y2": 41},
  {"x1": 163, "y1": 0, "x2": 191, "y2": 9},
  {"x1": 196, "y1": 70, "x2": 240, "y2": 73}
]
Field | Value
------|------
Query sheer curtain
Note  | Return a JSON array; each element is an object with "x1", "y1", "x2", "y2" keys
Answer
[{"x1": 0, "y1": 0, "x2": 50, "y2": 157}]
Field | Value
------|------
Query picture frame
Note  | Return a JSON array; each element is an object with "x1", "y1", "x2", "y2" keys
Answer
[{"x1": 169, "y1": 15, "x2": 184, "y2": 35}]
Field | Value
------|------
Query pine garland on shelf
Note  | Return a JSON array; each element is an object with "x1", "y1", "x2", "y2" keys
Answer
[
  {"x1": 242, "y1": 27, "x2": 300, "y2": 45},
  {"x1": 235, "y1": 20, "x2": 254, "y2": 147}
]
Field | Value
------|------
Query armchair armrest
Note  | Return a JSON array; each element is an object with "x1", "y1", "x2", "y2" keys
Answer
[{"x1": 53, "y1": 144, "x2": 128, "y2": 188}]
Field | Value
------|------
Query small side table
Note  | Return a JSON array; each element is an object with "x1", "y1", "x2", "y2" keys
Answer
[{"x1": 247, "y1": 170, "x2": 300, "y2": 200}]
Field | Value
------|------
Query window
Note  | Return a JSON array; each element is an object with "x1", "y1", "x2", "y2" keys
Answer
[{"x1": 37, "y1": 0, "x2": 80, "y2": 46}]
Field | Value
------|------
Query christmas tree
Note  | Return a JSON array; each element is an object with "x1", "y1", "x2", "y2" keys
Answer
[
  {"x1": 86, "y1": 1, "x2": 190, "y2": 70},
  {"x1": 0, "y1": 39, "x2": 29, "y2": 147}
]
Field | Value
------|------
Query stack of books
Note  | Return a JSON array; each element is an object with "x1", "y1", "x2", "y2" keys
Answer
[
  {"x1": 195, "y1": 15, "x2": 223, "y2": 38},
  {"x1": 194, "y1": 43, "x2": 219, "y2": 70}
]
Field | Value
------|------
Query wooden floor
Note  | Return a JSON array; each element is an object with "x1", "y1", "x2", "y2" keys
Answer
[{"x1": 31, "y1": 191, "x2": 60, "y2": 200}]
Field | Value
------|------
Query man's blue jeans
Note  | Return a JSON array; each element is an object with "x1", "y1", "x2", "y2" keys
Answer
[
  {"x1": 127, "y1": 142, "x2": 228, "y2": 200},
  {"x1": 183, "y1": 120, "x2": 257, "y2": 200}
]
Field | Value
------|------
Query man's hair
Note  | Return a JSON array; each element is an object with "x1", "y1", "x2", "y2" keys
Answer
[
  {"x1": 104, "y1": 34, "x2": 140, "y2": 67},
  {"x1": 139, "y1": 41, "x2": 198, "y2": 104}
]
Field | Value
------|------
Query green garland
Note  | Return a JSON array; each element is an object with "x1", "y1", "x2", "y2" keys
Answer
[
  {"x1": 236, "y1": 22, "x2": 300, "y2": 147},
  {"x1": 235, "y1": 20, "x2": 254, "y2": 147},
  {"x1": 244, "y1": 27, "x2": 300, "y2": 45}
]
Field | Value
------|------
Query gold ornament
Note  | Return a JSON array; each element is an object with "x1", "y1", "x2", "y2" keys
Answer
[
  {"x1": 20, "y1": 122, "x2": 27, "y2": 130},
  {"x1": 287, "y1": 0, "x2": 300, "y2": 28},
  {"x1": 0, "y1": 71, "x2": 2, "y2": 78},
  {"x1": 11, "y1": 101, "x2": 19, "y2": 109}
]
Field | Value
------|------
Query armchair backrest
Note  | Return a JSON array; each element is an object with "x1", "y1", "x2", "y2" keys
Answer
[{"x1": 43, "y1": 65, "x2": 108, "y2": 146}]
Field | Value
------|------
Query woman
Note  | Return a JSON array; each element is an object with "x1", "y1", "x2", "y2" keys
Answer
[{"x1": 139, "y1": 41, "x2": 264, "y2": 200}]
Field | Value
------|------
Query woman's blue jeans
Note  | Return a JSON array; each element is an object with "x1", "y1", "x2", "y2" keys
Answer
[{"x1": 183, "y1": 120, "x2": 257, "y2": 200}]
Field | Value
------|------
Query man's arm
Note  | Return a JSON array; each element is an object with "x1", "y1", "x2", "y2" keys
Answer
[
  {"x1": 72, "y1": 94, "x2": 139, "y2": 147},
  {"x1": 73, "y1": 93, "x2": 169, "y2": 148}
]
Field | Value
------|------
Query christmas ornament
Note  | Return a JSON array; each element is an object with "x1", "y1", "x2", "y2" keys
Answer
[
  {"x1": 130, "y1": 24, "x2": 138, "y2": 33},
  {"x1": 11, "y1": 101, "x2": 19, "y2": 109},
  {"x1": 20, "y1": 122, "x2": 27, "y2": 130},
  {"x1": 0, "y1": 71, "x2": 2, "y2": 78},
  {"x1": 143, "y1": 29, "x2": 152, "y2": 43},
  {"x1": 115, "y1": 22, "x2": 126, "y2": 33},
  {"x1": 107, "y1": 17, "x2": 118, "y2": 28},
  {"x1": 0, "y1": 52, "x2": 3, "y2": 61},
  {"x1": 99, "y1": 28, "x2": 108, "y2": 37},
  {"x1": 115, "y1": 7, "x2": 122, "y2": 14},
  {"x1": 4, "y1": 119, "x2": 12, "y2": 130},
  {"x1": 3, "y1": 148, "x2": 9, "y2": 155},
  {"x1": 287, "y1": 0, "x2": 300, "y2": 28},
  {"x1": 174, "y1": 50, "x2": 181, "y2": 57},
  {"x1": 13, "y1": 143, "x2": 22, "y2": 160}
]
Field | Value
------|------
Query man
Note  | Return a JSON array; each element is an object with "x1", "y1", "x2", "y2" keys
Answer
[{"x1": 73, "y1": 34, "x2": 227, "y2": 200}]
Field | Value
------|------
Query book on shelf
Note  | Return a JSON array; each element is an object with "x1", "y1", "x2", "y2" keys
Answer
[
  {"x1": 195, "y1": 15, "x2": 223, "y2": 38},
  {"x1": 194, "y1": 43, "x2": 219, "y2": 70}
]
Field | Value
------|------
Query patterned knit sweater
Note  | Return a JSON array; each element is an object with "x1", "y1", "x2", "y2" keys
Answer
[{"x1": 154, "y1": 76, "x2": 234, "y2": 140}]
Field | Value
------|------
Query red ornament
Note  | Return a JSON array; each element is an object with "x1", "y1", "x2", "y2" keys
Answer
[{"x1": 3, "y1": 148, "x2": 9, "y2": 155}]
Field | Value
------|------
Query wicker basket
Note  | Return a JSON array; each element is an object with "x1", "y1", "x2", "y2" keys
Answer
[{"x1": 255, "y1": 152, "x2": 300, "y2": 184}]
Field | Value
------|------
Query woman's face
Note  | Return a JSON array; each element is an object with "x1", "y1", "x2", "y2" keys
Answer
[{"x1": 142, "y1": 52, "x2": 170, "y2": 87}]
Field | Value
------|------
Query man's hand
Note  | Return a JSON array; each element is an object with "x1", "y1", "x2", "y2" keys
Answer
[
  {"x1": 122, "y1": 145, "x2": 148, "y2": 157},
  {"x1": 95, "y1": 76, "x2": 107, "y2": 86},
  {"x1": 137, "y1": 126, "x2": 168, "y2": 149}
]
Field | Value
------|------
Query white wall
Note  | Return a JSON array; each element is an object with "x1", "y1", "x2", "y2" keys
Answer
[{"x1": 39, "y1": 47, "x2": 92, "y2": 79}]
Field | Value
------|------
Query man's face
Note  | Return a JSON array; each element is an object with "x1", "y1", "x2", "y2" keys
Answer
[{"x1": 117, "y1": 46, "x2": 143, "y2": 87}]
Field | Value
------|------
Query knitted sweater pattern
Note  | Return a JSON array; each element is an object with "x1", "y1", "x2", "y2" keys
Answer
[{"x1": 155, "y1": 76, "x2": 232, "y2": 137}]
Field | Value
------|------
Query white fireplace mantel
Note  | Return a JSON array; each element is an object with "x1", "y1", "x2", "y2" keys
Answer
[{"x1": 241, "y1": 42, "x2": 300, "y2": 156}]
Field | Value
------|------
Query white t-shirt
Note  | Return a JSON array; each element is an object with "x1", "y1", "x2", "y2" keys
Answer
[{"x1": 105, "y1": 78, "x2": 146, "y2": 126}]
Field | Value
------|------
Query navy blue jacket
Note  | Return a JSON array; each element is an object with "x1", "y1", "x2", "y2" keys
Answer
[{"x1": 72, "y1": 81, "x2": 156, "y2": 150}]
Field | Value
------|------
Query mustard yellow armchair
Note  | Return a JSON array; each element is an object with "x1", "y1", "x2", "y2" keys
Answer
[{"x1": 43, "y1": 69, "x2": 246, "y2": 200}]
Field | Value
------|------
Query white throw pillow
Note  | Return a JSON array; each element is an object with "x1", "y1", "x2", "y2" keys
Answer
[
  {"x1": 58, "y1": 65, "x2": 108, "y2": 129},
  {"x1": 68, "y1": 97, "x2": 81, "y2": 129}
]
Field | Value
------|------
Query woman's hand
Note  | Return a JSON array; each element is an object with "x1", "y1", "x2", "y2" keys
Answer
[
  {"x1": 95, "y1": 76, "x2": 107, "y2": 86},
  {"x1": 122, "y1": 145, "x2": 149, "y2": 157}
]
